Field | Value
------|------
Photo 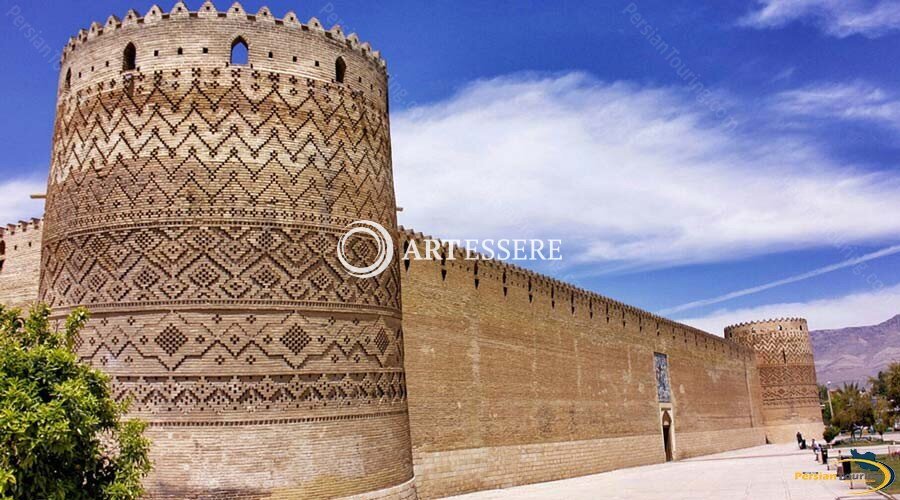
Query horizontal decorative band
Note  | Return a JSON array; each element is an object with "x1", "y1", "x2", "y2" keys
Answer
[
  {"x1": 43, "y1": 213, "x2": 374, "y2": 240},
  {"x1": 143, "y1": 407, "x2": 408, "y2": 427},
  {"x1": 51, "y1": 300, "x2": 401, "y2": 318}
]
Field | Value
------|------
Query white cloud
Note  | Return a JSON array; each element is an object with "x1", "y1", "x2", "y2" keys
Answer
[
  {"x1": 739, "y1": 0, "x2": 900, "y2": 38},
  {"x1": 678, "y1": 282, "x2": 900, "y2": 335},
  {"x1": 0, "y1": 178, "x2": 46, "y2": 226},
  {"x1": 772, "y1": 80, "x2": 900, "y2": 130},
  {"x1": 660, "y1": 244, "x2": 900, "y2": 315},
  {"x1": 770, "y1": 66, "x2": 796, "y2": 83},
  {"x1": 392, "y1": 73, "x2": 900, "y2": 268}
]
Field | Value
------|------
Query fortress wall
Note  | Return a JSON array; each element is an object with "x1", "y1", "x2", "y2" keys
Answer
[
  {"x1": 399, "y1": 231, "x2": 766, "y2": 498},
  {"x1": 0, "y1": 219, "x2": 43, "y2": 308}
]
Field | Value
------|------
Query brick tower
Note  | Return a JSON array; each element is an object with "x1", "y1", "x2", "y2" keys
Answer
[
  {"x1": 724, "y1": 318, "x2": 823, "y2": 443},
  {"x1": 39, "y1": 3, "x2": 415, "y2": 498}
]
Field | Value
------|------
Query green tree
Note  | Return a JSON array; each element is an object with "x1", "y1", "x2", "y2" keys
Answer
[
  {"x1": 0, "y1": 305, "x2": 151, "y2": 500},
  {"x1": 818, "y1": 384, "x2": 832, "y2": 425},
  {"x1": 823, "y1": 425, "x2": 840, "y2": 443},
  {"x1": 871, "y1": 363, "x2": 900, "y2": 419},
  {"x1": 830, "y1": 382, "x2": 874, "y2": 432},
  {"x1": 873, "y1": 397, "x2": 893, "y2": 438}
]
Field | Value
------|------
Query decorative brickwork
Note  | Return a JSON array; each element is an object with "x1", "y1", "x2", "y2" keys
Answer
[
  {"x1": 725, "y1": 318, "x2": 823, "y2": 443},
  {"x1": 0, "y1": 3, "x2": 827, "y2": 498},
  {"x1": 78, "y1": 311, "x2": 407, "y2": 421},
  {"x1": 38, "y1": 4, "x2": 412, "y2": 498}
]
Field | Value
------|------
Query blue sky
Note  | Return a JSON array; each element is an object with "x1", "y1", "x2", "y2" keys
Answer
[{"x1": 2, "y1": 0, "x2": 900, "y2": 333}]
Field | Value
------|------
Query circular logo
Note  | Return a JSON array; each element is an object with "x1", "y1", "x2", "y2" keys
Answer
[
  {"x1": 838, "y1": 458, "x2": 896, "y2": 495},
  {"x1": 337, "y1": 220, "x2": 394, "y2": 278}
]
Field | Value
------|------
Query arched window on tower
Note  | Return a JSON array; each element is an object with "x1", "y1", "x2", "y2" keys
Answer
[
  {"x1": 65, "y1": 68, "x2": 72, "y2": 89},
  {"x1": 231, "y1": 37, "x2": 249, "y2": 65},
  {"x1": 123, "y1": 43, "x2": 136, "y2": 71},
  {"x1": 335, "y1": 57, "x2": 346, "y2": 83}
]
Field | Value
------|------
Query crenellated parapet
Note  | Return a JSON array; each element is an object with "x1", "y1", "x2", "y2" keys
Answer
[
  {"x1": 58, "y1": 2, "x2": 387, "y2": 100},
  {"x1": 0, "y1": 218, "x2": 43, "y2": 308},
  {"x1": 1, "y1": 218, "x2": 42, "y2": 236},
  {"x1": 724, "y1": 318, "x2": 812, "y2": 365},
  {"x1": 724, "y1": 317, "x2": 807, "y2": 334},
  {"x1": 397, "y1": 226, "x2": 755, "y2": 358}
]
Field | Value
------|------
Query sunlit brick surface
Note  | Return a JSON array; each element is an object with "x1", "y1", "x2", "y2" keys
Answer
[
  {"x1": 0, "y1": 219, "x2": 42, "y2": 308},
  {"x1": 37, "y1": 4, "x2": 413, "y2": 498},
  {"x1": 726, "y1": 318, "x2": 824, "y2": 443}
]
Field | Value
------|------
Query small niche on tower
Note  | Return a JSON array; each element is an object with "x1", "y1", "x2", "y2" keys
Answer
[
  {"x1": 335, "y1": 56, "x2": 346, "y2": 83},
  {"x1": 231, "y1": 37, "x2": 249, "y2": 65},
  {"x1": 123, "y1": 42, "x2": 136, "y2": 71}
]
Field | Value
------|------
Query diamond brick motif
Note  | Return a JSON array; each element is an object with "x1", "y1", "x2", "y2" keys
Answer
[
  {"x1": 374, "y1": 329, "x2": 389, "y2": 354},
  {"x1": 155, "y1": 325, "x2": 187, "y2": 356},
  {"x1": 281, "y1": 325, "x2": 311, "y2": 355}
]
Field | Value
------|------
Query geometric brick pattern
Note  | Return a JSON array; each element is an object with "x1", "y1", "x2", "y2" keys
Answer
[
  {"x1": 40, "y1": 67, "x2": 404, "y2": 418},
  {"x1": 72, "y1": 310, "x2": 407, "y2": 421},
  {"x1": 758, "y1": 365, "x2": 820, "y2": 408},
  {"x1": 113, "y1": 371, "x2": 407, "y2": 418},
  {"x1": 41, "y1": 68, "x2": 399, "y2": 314},
  {"x1": 42, "y1": 224, "x2": 400, "y2": 311},
  {"x1": 724, "y1": 318, "x2": 822, "y2": 431},
  {"x1": 38, "y1": 5, "x2": 413, "y2": 497}
]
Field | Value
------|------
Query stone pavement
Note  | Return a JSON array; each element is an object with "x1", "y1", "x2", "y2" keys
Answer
[{"x1": 447, "y1": 443, "x2": 896, "y2": 499}]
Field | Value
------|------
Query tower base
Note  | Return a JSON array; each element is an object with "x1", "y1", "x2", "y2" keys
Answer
[{"x1": 142, "y1": 414, "x2": 415, "y2": 499}]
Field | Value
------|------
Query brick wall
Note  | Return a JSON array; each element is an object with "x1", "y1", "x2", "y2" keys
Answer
[
  {"x1": 399, "y1": 230, "x2": 767, "y2": 498},
  {"x1": 763, "y1": 422, "x2": 825, "y2": 445},
  {"x1": 412, "y1": 435, "x2": 662, "y2": 496},
  {"x1": 0, "y1": 219, "x2": 42, "y2": 308}
]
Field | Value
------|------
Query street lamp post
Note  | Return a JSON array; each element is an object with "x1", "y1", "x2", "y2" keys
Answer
[{"x1": 826, "y1": 381, "x2": 835, "y2": 425}]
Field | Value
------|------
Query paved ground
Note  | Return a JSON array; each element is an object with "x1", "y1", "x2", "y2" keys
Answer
[{"x1": 447, "y1": 442, "x2": 899, "y2": 500}]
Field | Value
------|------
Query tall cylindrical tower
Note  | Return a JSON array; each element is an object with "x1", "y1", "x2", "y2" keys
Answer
[
  {"x1": 39, "y1": 3, "x2": 414, "y2": 498},
  {"x1": 724, "y1": 318, "x2": 823, "y2": 443}
]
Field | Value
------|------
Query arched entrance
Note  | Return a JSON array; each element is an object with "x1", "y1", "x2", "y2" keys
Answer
[{"x1": 661, "y1": 409, "x2": 674, "y2": 462}]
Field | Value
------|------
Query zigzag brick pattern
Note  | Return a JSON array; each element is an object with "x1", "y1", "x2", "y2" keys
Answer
[
  {"x1": 38, "y1": 4, "x2": 414, "y2": 498},
  {"x1": 725, "y1": 318, "x2": 823, "y2": 442}
]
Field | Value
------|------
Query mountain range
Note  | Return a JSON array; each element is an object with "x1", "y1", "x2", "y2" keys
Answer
[{"x1": 811, "y1": 314, "x2": 900, "y2": 387}]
